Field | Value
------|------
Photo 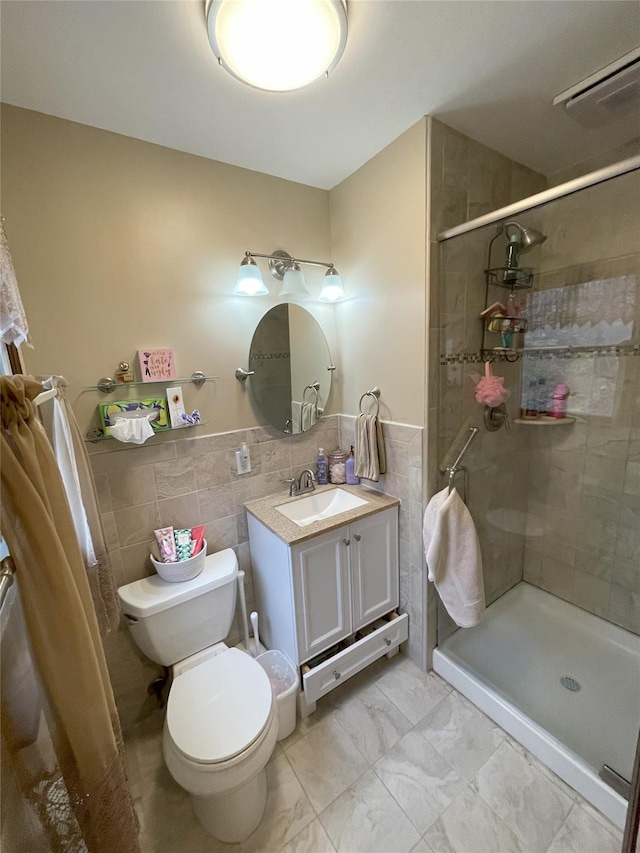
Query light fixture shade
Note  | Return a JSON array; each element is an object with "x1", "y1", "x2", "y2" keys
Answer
[
  {"x1": 233, "y1": 258, "x2": 268, "y2": 295},
  {"x1": 206, "y1": 0, "x2": 348, "y2": 93},
  {"x1": 318, "y1": 268, "x2": 346, "y2": 302},
  {"x1": 280, "y1": 264, "x2": 310, "y2": 300}
]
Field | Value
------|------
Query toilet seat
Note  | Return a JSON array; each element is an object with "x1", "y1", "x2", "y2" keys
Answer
[{"x1": 167, "y1": 647, "x2": 273, "y2": 765}]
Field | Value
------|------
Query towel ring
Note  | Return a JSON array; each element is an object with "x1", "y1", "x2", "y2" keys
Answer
[
  {"x1": 303, "y1": 381, "x2": 320, "y2": 404},
  {"x1": 358, "y1": 386, "x2": 381, "y2": 416}
]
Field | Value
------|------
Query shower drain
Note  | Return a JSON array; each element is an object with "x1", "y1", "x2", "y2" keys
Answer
[{"x1": 560, "y1": 676, "x2": 581, "y2": 692}]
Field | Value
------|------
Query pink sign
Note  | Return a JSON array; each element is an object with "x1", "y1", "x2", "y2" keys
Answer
[{"x1": 138, "y1": 349, "x2": 176, "y2": 382}]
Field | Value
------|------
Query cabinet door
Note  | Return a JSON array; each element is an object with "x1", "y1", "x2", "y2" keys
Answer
[
  {"x1": 291, "y1": 527, "x2": 352, "y2": 664},
  {"x1": 351, "y1": 507, "x2": 399, "y2": 631}
]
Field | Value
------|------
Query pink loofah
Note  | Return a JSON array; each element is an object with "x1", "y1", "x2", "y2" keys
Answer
[{"x1": 475, "y1": 361, "x2": 511, "y2": 407}]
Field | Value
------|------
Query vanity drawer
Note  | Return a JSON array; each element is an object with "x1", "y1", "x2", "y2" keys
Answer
[{"x1": 302, "y1": 612, "x2": 408, "y2": 705}]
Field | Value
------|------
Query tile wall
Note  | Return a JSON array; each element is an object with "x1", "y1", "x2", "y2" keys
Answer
[
  {"x1": 520, "y1": 169, "x2": 640, "y2": 634},
  {"x1": 428, "y1": 120, "x2": 546, "y2": 647},
  {"x1": 432, "y1": 133, "x2": 640, "y2": 638},
  {"x1": 92, "y1": 414, "x2": 423, "y2": 729}
]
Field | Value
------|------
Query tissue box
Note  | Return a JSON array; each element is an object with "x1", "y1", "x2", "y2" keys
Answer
[{"x1": 98, "y1": 399, "x2": 169, "y2": 437}]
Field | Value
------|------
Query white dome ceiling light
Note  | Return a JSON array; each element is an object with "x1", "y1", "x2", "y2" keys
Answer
[{"x1": 206, "y1": 0, "x2": 348, "y2": 93}]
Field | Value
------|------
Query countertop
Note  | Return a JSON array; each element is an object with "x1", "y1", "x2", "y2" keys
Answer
[{"x1": 244, "y1": 483, "x2": 400, "y2": 546}]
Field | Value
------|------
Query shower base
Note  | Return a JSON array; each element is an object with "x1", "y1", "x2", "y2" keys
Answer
[{"x1": 433, "y1": 582, "x2": 640, "y2": 829}]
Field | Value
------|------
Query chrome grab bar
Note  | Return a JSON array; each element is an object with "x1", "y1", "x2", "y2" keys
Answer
[{"x1": 0, "y1": 556, "x2": 16, "y2": 613}]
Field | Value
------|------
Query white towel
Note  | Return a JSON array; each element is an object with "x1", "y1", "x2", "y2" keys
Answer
[
  {"x1": 300, "y1": 401, "x2": 317, "y2": 431},
  {"x1": 423, "y1": 486, "x2": 485, "y2": 628},
  {"x1": 291, "y1": 401, "x2": 303, "y2": 434}
]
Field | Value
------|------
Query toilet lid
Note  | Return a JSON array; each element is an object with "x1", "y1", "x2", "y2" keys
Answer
[{"x1": 167, "y1": 648, "x2": 273, "y2": 764}]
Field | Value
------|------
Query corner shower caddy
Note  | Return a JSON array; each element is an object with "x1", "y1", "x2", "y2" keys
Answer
[{"x1": 481, "y1": 259, "x2": 534, "y2": 363}]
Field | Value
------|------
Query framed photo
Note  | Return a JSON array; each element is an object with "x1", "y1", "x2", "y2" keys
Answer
[{"x1": 138, "y1": 348, "x2": 176, "y2": 382}]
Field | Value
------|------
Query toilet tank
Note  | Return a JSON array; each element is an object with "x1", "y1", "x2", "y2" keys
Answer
[{"x1": 117, "y1": 550, "x2": 238, "y2": 666}]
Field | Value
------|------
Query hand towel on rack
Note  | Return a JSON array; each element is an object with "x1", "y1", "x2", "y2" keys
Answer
[
  {"x1": 423, "y1": 486, "x2": 485, "y2": 628},
  {"x1": 291, "y1": 401, "x2": 303, "y2": 434},
  {"x1": 354, "y1": 413, "x2": 387, "y2": 482},
  {"x1": 300, "y1": 401, "x2": 317, "y2": 431}
]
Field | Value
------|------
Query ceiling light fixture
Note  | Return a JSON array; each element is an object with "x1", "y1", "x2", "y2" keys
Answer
[
  {"x1": 206, "y1": 0, "x2": 348, "y2": 93},
  {"x1": 234, "y1": 250, "x2": 346, "y2": 301}
]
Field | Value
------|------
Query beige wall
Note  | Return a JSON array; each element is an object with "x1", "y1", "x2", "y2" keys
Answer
[
  {"x1": 329, "y1": 119, "x2": 428, "y2": 426},
  {"x1": 1, "y1": 105, "x2": 336, "y2": 435},
  {"x1": 2, "y1": 105, "x2": 435, "y2": 724}
]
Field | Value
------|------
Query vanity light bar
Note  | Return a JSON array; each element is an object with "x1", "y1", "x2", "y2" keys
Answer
[{"x1": 235, "y1": 249, "x2": 347, "y2": 301}]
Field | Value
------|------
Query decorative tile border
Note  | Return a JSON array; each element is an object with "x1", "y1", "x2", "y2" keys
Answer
[{"x1": 441, "y1": 345, "x2": 640, "y2": 365}]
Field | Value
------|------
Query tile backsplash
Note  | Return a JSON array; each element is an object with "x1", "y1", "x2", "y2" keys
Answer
[{"x1": 93, "y1": 414, "x2": 424, "y2": 729}]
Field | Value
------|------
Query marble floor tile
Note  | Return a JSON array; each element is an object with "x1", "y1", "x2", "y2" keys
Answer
[
  {"x1": 546, "y1": 802, "x2": 622, "y2": 853},
  {"x1": 128, "y1": 711, "x2": 166, "y2": 789},
  {"x1": 279, "y1": 696, "x2": 333, "y2": 751},
  {"x1": 422, "y1": 787, "x2": 524, "y2": 853},
  {"x1": 374, "y1": 655, "x2": 451, "y2": 724},
  {"x1": 374, "y1": 729, "x2": 466, "y2": 834},
  {"x1": 240, "y1": 753, "x2": 316, "y2": 853},
  {"x1": 281, "y1": 818, "x2": 337, "y2": 853},
  {"x1": 473, "y1": 740, "x2": 573, "y2": 852},
  {"x1": 139, "y1": 766, "x2": 217, "y2": 853},
  {"x1": 285, "y1": 715, "x2": 369, "y2": 812},
  {"x1": 411, "y1": 839, "x2": 435, "y2": 853},
  {"x1": 319, "y1": 768, "x2": 421, "y2": 853},
  {"x1": 330, "y1": 683, "x2": 413, "y2": 763},
  {"x1": 417, "y1": 691, "x2": 505, "y2": 781}
]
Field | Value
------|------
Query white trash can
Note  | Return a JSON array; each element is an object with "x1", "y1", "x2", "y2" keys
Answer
[{"x1": 256, "y1": 650, "x2": 299, "y2": 741}]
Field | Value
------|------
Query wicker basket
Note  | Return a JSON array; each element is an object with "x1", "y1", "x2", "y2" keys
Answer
[{"x1": 150, "y1": 540, "x2": 207, "y2": 583}]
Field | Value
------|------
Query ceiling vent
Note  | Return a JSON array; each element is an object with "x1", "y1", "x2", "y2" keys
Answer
[{"x1": 553, "y1": 47, "x2": 640, "y2": 127}]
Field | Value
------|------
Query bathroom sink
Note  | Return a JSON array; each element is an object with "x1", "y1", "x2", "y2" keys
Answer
[{"x1": 275, "y1": 488, "x2": 368, "y2": 527}]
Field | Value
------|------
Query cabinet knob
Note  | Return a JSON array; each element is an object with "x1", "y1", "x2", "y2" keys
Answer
[
  {"x1": 384, "y1": 637, "x2": 392, "y2": 646},
  {"x1": 342, "y1": 538, "x2": 350, "y2": 546},
  {"x1": 354, "y1": 534, "x2": 361, "y2": 542},
  {"x1": 333, "y1": 670, "x2": 341, "y2": 680}
]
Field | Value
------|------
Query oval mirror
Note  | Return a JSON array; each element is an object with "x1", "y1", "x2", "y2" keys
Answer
[{"x1": 248, "y1": 304, "x2": 332, "y2": 434}]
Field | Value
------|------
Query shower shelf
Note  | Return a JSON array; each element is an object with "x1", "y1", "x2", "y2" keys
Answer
[
  {"x1": 513, "y1": 416, "x2": 576, "y2": 426},
  {"x1": 483, "y1": 316, "x2": 528, "y2": 334},
  {"x1": 485, "y1": 267, "x2": 533, "y2": 289}
]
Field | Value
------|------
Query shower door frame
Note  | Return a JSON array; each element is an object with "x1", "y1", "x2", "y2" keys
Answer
[{"x1": 433, "y1": 150, "x2": 640, "y2": 838}]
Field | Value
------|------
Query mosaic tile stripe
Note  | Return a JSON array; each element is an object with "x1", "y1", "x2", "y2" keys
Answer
[{"x1": 441, "y1": 345, "x2": 640, "y2": 365}]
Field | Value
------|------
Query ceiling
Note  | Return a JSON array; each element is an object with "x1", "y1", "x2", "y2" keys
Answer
[{"x1": 1, "y1": 1, "x2": 639, "y2": 189}]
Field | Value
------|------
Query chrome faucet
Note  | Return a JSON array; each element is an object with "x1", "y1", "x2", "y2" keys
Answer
[{"x1": 283, "y1": 468, "x2": 316, "y2": 497}]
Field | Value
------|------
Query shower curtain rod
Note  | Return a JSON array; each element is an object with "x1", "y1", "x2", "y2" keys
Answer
[{"x1": 437, "y1": 153, "x2": 640, "y2": 242}]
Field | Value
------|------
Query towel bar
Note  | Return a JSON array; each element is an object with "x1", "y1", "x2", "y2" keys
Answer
[
  {"x1": 359, "y1": 386, "x2": 380, "y2": 416},
  {"x1": 303, "y1": 381, "x2": 320, "y2": 404}
]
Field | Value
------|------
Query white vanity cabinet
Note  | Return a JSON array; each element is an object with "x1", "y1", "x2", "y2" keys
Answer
[
  {"x1": 246, "y1": 498, "x2": 407, "y2": 713},
  {"x1": 292, "y1": 508, "x2": 399, "y2": 662}
]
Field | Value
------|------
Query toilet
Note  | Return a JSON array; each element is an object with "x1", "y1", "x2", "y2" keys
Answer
[{"x1": 117, "y1": 549, "x2": 278, "y2": 843}]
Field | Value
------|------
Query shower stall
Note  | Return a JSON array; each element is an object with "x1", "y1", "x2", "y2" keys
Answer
[{"x1": 431, "y1": 156, "x2": 640, "y2": 832}]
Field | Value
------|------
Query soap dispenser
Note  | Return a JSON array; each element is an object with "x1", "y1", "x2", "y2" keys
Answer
[
  {"x1": 346, "y1": 446, "x2": 360, "y2": 485},
  {"x1": 316, "y1": 448, "x2": 328, "y2": 485}
]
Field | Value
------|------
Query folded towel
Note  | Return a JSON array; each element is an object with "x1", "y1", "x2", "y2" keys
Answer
[
  {"x1": 301, "y1": 401, "x2": 317, "y2": 431},
  {"x1": 354, "y1": 413, "x2": 387, "y2": 482},
  {"x1": 291, "y1": 401, "x2": 302, "y2": 434},
  {"x1": 423, "y1": 486, "x2": 485, "y2": 628}
]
